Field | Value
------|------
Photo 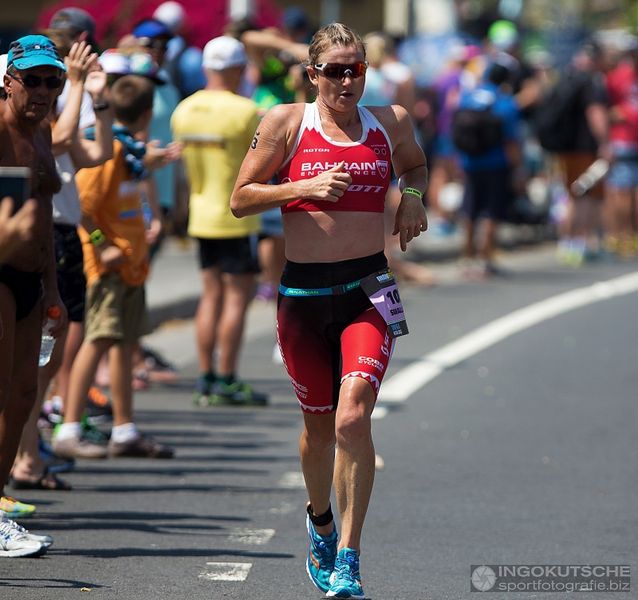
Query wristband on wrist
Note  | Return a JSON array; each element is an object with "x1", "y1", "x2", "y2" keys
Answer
[
  {"x1": 89, "y1": 228, "x2": 106, "y2": 246},
  {"x1": 402, "y1": 187, "x2": 423, "y2": 200},
  {"x1": 93, "y1": 101, "x2": 110, "y2": 112}
]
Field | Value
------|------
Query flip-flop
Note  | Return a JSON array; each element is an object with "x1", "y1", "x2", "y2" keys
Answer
[{"x1": 11, "y1": 468, "x2": 72, "y2": 491}]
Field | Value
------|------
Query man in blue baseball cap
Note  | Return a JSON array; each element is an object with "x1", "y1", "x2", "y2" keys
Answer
[{"x1": 0, "y1": 32, "x2": 67, "y2": 558}]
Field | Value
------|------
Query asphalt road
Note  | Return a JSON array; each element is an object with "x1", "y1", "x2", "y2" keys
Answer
[{"x1": 2, "y1": 247, "x2": 637, "y2": 600}]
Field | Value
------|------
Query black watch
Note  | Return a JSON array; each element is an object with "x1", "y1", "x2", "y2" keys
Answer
[{"x1": 93, "y1": 101, "x2": 110, "y2": 112}]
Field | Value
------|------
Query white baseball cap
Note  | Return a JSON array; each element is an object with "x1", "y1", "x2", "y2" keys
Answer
[
  {"x1": 153, "y1": 1, "x2": 185, "y2": 34},
  {"x1": 202, "y1": 36, "x2": 247, "y2": 71},
  {"x1": 99, "y1": 49, "x2": 130, "y2": 76}
]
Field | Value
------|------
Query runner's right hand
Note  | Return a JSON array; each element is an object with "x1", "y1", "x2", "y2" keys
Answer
[{"x1": 300, "y1": 161, "x2": 352, "y2": 202}]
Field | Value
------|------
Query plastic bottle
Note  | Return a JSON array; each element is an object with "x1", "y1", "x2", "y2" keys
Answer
[
  {"x1": 570, "y1": 159, "x2": 609, "y2": 197},
  {"x1": 39, "y1": 306, "x2": 61, "y2": 367}
]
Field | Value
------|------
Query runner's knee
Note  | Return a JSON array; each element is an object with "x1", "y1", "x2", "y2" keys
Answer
[
  {"x1": 335, "y1": 380, "x2": 374, "y2": 444},
  {"x1": 303, "y1": 414, "x2": 336, "y2": 450}
]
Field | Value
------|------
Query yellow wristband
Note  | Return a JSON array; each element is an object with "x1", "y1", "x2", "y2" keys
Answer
[
  {"x1": 402, "y1": 187, "x2": 423, "y2": 200},
  {"x1": 89, "y1": 229, "x2": 106, "y2": 246}
]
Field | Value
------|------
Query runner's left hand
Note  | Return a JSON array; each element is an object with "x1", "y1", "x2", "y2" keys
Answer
[{"x1": 393, "y1": 194, "x2": 428, "y2": 252}]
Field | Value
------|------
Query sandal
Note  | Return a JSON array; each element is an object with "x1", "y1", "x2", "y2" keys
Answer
[{"x1": 11, "y1": 467, "x2": 72, "y2": 491}]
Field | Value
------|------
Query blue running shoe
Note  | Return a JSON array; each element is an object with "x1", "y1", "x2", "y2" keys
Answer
[
  {"x1": 327, "y1": 547, "x2": 365, "y2": 599},
  {"x1": 305, "y1": 514, "x2": 338, "y2": 593}
]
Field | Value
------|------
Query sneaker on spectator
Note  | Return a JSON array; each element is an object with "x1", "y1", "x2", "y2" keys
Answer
[
  {"x1": 0, "y1": 518, "x2": 46, "y2": 558},
  {"x1": 0, "y1": 496, "x2": 36, "y2": 519},
  {"x1": 209, "y1": 380, "x2": 268, "y2": 406},
  {"x1": 80, "y1": 415, "x2": 110, "y2": 444},
  {"x1": 107, "y1": 434, "x2": 174, "y2": 459},
  {"x1": 193, "y1": 373, "x2": 215, "y2": 407},
  {"x1": 4, "y1": 519, "x2": 52, "y2": 547},
  {"x1": 44, "y1": 390, "x2": 113, "y2": 427},
  {"x1": 52, "y1": 433, "x2": 108, "y2": 459},
  {"x1": 327, "y1": 547, "x2": 365, "y2": 599}
]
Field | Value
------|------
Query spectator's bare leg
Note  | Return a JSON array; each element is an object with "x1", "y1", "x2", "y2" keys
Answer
[
  {"x1": 217, "y1": 273, "x2": 255, "y2": 376},
  {"x1": 109, "y1": 342, "x2": 134, "y2": 426},
  {"x1": 0, "y1": 301, "x2": 40, "y2": 494},
  {"x1": 481, "y1": 218, "x2": 498, "y2": 264},
  {"x1": 12, "y1": 329, "x2": 67, "y2": 480},
  {"x1": 463, "y1": 217, "x2": 477, "y2": 259},
  {"x1": 196, "y1": 267, "x2": 223, "y2": 375},
  {"x1": 64, "y1": 338, "x2": 113, "y2": 423},
  {"x1": 55, "y1": 321, "x2": 84, "y2": 409}
]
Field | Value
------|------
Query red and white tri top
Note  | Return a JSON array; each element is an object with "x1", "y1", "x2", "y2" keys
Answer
[{"x1": 279, "y1": 103, "x2": 393, "y2": 213}]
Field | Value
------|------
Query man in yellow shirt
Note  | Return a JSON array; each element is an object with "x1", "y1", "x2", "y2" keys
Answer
[{"x1": 171, "y1": 36, "x2": 266, "y2": 406}]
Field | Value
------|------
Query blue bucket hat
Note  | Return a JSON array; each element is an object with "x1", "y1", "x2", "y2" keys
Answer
[{"x1": 7, "y1": 35, "x2": 66, "y2": 72}]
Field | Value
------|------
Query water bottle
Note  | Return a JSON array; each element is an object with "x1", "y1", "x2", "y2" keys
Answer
[
  {"x1": 39, "y1": 306, "x2": 61, "y2": 367},
  {"x1": 570, "y1": 159, "x2": 609, "y2": 197}
]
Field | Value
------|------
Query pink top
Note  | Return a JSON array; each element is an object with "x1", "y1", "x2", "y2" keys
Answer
[{"x1": 279, "y1": 103, "x2": 393, "y2": 213}]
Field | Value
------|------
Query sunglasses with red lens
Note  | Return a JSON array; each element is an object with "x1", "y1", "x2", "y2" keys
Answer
[
  {"x1": 314, "y1": 62, "x2": 368, "y2": 80},
  {"x1": 9, "y1": 73, "x2": 63, "y2": 90}
]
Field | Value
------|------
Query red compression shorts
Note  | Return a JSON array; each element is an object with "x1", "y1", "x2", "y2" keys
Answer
[{"x1": 276, "y1": 252, "x2": 395, "y2": 414}]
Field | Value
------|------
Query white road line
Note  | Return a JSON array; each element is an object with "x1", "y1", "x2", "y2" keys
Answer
[
  {"x1": 228, "y1": 528, "x2": 276, "y2": 545},
  {"x1": 371, "y1": 405, "x2": 389, "y2": 419},
  {"x1": 379, "y1": 271, "x2": 638, "y2": 403},
  {"x1": 198, "y1": 562, "x2": 252, "y2": 581}
]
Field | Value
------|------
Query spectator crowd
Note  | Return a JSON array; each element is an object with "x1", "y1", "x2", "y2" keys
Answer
[{"x1": 0, "y1": 3, "x2": 637, "y2": 559}]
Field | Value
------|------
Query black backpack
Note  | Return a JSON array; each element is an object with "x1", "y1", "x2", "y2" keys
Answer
[
  {"x1": 452, "y1": 102, "x2": 504, "y2": 156},
  {"x1": 533, "y1": 71, "x2": 587, "y2": 152}
]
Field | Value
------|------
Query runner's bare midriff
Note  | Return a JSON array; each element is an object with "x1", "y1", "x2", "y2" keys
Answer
[{"x1": 283, "y1": 210, "x2": 385, "y2": 263}]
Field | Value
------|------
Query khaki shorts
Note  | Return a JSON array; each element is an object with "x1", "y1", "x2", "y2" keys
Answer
[{"x1": 85, "y1": 273, "x2": 150, "y2": 343}]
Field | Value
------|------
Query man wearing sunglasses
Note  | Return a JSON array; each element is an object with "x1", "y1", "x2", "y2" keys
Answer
[
  {"x1": 0, "y1": 34, "x2": 68, "y2": 557},
  {"x1": 232, "y1": 22, "x2": 427, "y2": 599}
]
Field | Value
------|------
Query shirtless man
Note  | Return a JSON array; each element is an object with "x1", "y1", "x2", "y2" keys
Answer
[
  {"x1": 231, "y1": 23, "x2": 427, "y2": 598},
  {"x1": 0, "y1": 35, "x2": 68, "y2": 557}
]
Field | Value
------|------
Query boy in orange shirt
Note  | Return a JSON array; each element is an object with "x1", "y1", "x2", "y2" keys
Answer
[{"x1": 53, "y1": 74, "x2": 178, "y2": 458}]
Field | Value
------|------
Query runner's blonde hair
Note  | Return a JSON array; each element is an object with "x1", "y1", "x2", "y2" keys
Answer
[{"x1": 308, "y1": 23, "x2": 366, "y2": 66}]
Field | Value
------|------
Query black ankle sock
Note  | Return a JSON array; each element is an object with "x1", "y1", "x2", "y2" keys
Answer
[
  {"x1": 201, "y1": 371, "x2": 216, "y2": 384},
  {"x1": 307, "y1": 503, "x2": 333, "y2": 527}
]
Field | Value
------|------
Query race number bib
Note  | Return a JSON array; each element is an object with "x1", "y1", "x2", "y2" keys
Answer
[{"x1": 360, "y1": 270, "x2": 409, "y2": 338}]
